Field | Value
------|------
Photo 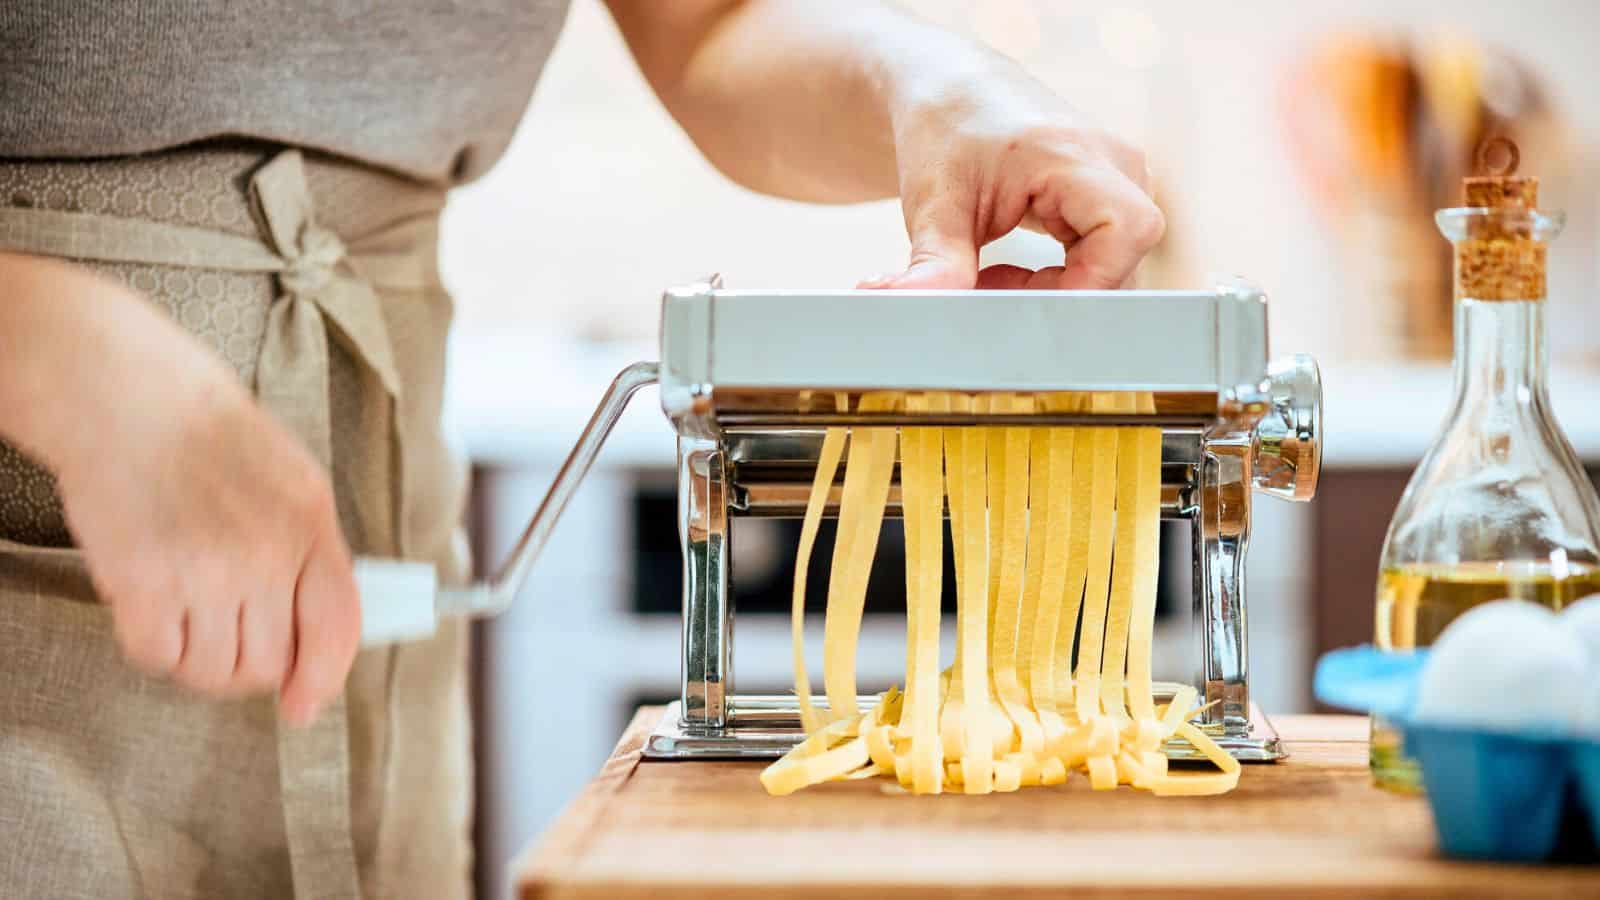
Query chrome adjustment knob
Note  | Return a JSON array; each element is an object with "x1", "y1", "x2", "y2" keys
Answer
[{"x1": 1253, "y1": 353, "x2": 1321, "y2": 502}]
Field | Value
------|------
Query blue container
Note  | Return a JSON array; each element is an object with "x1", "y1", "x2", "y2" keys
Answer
[
  {"x1": 1572, "y1": 741, "x2": 1600, "y2": 851},
  {"x1": 1405, "y1": 725, "x2": 1570, "y2": 861},
  {"x1": 1314, "y1": 646, "x2": 1600, "y2": 864}
]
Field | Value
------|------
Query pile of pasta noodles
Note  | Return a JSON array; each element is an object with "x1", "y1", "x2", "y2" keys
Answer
[{"x1": 760, "y1": 393, "x2": 1240, "y2": 797}]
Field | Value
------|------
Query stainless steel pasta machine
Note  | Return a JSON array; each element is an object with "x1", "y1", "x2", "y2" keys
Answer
[{"x1": 352, "y1": 276, "x2": 1322, "y2": 763}]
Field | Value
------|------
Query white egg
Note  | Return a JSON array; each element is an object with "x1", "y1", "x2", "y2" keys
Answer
[
  {"x1": 1559, "y1": 596, "x2": 1600, "y2": 737},
  {"x1": 1561, "y1": 595, "x2": 1600, "y2": 661},
  {"x1": 1413, "y1": 600, "x2": 1588, "y2": 735}
]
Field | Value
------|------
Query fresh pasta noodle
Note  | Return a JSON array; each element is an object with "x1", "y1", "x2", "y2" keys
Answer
[
  {"x1": 1028, "y1": 422, "x2": 1075, "y2": 752},
  {"x1": 790, "y1": 426, "x2": 847, "y2": 734},
  {"x1": 820, "y1": 392, "x2": 899, "y2": 723},
  {"x1": 900, "y1": 395, "x2": 945, "y2": 794},
  {"x1": 1100, "y1": 397, "x2": 1144, "y2": 726},
  {"x1": 990, "y1": 413, "x2": 1043, "y2": 762},
  {"x1": 761, "y1": 392, "x2": 1240, "y2": 797},
  {"x1": 1072, "y1": 414, "x2": 1118, "y2": 726},
  {"x1": 947, "y1": 415, "x2": 994, "y2": 793}
]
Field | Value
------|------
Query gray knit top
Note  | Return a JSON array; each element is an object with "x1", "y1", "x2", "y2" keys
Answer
[{"x1": 0, "y1": 0, "x2": 571, "y2": 184}]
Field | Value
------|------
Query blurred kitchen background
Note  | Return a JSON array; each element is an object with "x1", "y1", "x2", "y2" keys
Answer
[{"x1": 437, "y1": 1, "x2": 1600, "y2": 895}]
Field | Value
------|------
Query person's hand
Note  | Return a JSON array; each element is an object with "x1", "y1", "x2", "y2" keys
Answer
[
  {"x1": 863, "y1": 56, "x2": 1164, "y2": 291},
  {"x1": 2, "y1": 255, "x2": 359, "y2": 725}
]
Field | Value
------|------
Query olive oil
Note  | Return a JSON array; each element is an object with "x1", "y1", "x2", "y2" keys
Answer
[{"x1": 1370, "y1": 562, "x2": 1600, "y2": 791}]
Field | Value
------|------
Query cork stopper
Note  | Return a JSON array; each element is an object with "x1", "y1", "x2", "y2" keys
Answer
[
  {"x1": 1463, "y1": 136, "x2": 1537, "y2": 208},
  {"x1": 1455, "y1": 136, "x2": 1545, "y2": 301},
  {"x1": 1463, "y1": 175, "x2": 1538, "y2": 209}
]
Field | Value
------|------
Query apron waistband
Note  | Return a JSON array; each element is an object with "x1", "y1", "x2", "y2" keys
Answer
[{"x1": 0, "y1": 149, "x2": 437, "y2": 469}]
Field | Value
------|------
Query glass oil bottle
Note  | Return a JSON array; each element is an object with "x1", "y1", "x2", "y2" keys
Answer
[{"x1": 1372, "y1": 143, "x2": 1600, "y2": 791}]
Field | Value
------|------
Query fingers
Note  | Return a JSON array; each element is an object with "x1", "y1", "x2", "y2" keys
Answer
[
  {"x1": 279, "y1": 513, "x2": 361, "y2": 727},
  {"x1": 975, "y1": 264, "x2": 1034, "y2": 290},
  {"x1": 977, "y1": 264, "x2": 1082, "y2": 291},
  {"x1": 235, "y1": 580, "x2": 293, "y2": 694},
  {"x1": 874, "y1": 135, "x2": 1160, "y2": 291},
  {"x1": 1057, "y1": 217, "x2": 1160, "y2": 290},
  {"x1": 173, "y1": 597, "x2": 240, "y2": 693},
  {"x1": 109, "y1": 530, "x2": 349, "y2": 719},
  {"x1": 1037, "y1": 166, "x2": 1164, "y2": 290},
  {"x1": 1023, "y1": 209, "x2": 1081, "y2": 253},
  {"x1": 876, "y1": 171, "x2": 981, "y2": 290},
  {"x1": 114, "y1": 592, "x2": 184, "y2": 677},
  {"x1": 111, "y1": 573, "x2": 294, "y2": 698}
]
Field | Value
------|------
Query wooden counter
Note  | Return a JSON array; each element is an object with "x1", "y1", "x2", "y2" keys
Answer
[{"x1": 516, "y1": 709, "x2": 1599, "y2": 898}]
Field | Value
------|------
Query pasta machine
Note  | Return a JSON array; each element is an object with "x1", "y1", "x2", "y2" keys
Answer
[{"x1": 352, "y1": 277, "x2": 1322, "y2": 762}]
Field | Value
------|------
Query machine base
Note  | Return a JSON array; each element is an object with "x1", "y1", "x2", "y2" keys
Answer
[{"x1": 642, "y1": 694, "x2": 1286, "y2": 762}]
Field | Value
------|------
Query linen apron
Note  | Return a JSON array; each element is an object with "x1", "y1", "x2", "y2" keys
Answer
[{"x1": 0, "y1": 143, "x2": 473, "y2": 900}]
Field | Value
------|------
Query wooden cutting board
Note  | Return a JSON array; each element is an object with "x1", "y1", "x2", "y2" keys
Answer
[{"x1": 516, "y1": 709, "x2": 1599, "y2": 898}]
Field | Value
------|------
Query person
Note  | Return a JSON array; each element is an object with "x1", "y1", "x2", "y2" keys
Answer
[{"x1": 0, "y1": 2, "x2": 1162, "y2": 898}]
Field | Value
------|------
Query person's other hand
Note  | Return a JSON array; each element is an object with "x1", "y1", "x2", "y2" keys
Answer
[
  {"x1": 863, "y1": 57, "x2": 1163, "y2": 291},
  {"x1": 13, "y1": 257, "x2": 361, "y2": 725}
]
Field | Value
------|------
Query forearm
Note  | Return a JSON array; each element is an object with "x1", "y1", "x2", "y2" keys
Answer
[
  {"x1": 606, "y1": 0, "x2": 1011, "y2": 203},
  {"x1": 0, "y1": 253, "x2": 224, "y2": 477},
  {"x1": 0, "y1": 254, "x2": 93, "y2": 469}
]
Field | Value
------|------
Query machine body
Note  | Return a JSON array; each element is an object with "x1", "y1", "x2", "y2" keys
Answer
[
  {"x1": 645, "y1": 279, "x2": 1321, "y2": 761},
  {"x1": 350, "y1": 278, "x2": 1322, "y2": 763}
]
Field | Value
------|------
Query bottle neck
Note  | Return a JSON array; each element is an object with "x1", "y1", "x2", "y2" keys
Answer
[{"x1": 1451, "y1": 296, "x2": 1548, "y2": 407}]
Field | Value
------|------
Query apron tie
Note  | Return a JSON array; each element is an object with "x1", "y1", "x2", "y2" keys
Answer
[{"x1": 249, "y1": 150, "x2": 403, "y2": 470}]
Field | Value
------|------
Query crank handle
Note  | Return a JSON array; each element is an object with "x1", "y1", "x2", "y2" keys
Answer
[
  {"x1": 353, "y1": 557, "x2": 506, "y2": 646},
  {"x1": 352, "y1": 360, "x2": 661, "y2": 647}
]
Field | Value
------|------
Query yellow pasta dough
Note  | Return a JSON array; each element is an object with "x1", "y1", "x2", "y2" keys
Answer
[{"x1": 762, "y1": 392, "x2": 1239, "y2": 797}]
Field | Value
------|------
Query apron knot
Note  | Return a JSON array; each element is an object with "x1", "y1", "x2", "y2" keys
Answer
[{"x1": 279, "y1": 222, "x2": 347, "y2": 297}]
